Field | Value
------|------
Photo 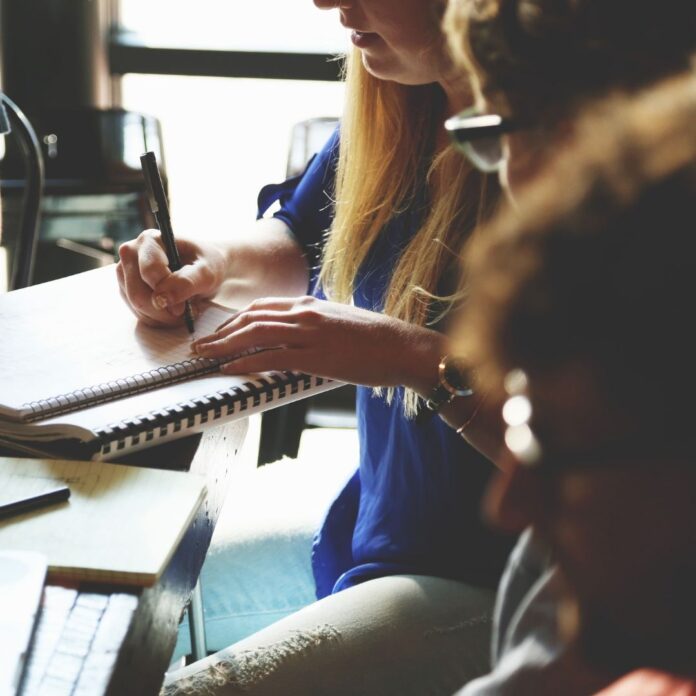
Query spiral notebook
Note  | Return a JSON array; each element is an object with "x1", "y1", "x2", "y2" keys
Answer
[{"x1": 0, "y1": 266, "x2": 338, "y2": 461}]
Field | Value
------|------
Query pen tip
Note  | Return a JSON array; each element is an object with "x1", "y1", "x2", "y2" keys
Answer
[{"x1": 183, "y1": 301, "x2": 196, "y2": 334}]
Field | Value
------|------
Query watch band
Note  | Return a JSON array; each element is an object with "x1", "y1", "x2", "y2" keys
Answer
[
  {"x1": 425, "y1": 384, "x2": 457, "y2": 413},
  {"x1": 416, "y1": 355, "x2": 476, "y2": 423}
]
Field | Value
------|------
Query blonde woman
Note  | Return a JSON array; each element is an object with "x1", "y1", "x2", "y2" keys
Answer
[{"x1": 119, "y1": 1, "x2": 510, "y2": 692}]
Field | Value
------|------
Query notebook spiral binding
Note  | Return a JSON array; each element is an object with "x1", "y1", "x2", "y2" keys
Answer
[
  {"x1": 94, "y1": 371, "x2": 326, "y2": 457},
  {"x1": 24, "y1": 358, "x2": 222, "y2": 422}
]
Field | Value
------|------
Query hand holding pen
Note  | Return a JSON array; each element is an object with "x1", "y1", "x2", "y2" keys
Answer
[{"x1": 140, "y1": 151, "x2": 196, "y2": 333}]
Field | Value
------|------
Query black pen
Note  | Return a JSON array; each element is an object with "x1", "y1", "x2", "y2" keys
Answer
[
  {"x1": 140, "y1": 151, "x2": 196, "y2": 333},
  {"x1": 0, "y1": 484, "x2": 71, "y2": 520}
]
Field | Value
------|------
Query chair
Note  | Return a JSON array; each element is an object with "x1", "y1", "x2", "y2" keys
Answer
[
  {"x1": 0, "y1": 92, "x2": 45, "y2": 292},
  {"x1": 285, "y1": 116, "x2": 341, "y2": 178}
]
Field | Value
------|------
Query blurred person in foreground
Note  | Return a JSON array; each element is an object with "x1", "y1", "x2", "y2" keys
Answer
[
  {"x1": 444, "y1": 0, "x2": 696, "y2": 196},
  {"x1": 458, "y1": 73, "x2": 696, "y2": 695},
  {"x1": 438, "y1": 0, "x2": 696, "y2": 692}
]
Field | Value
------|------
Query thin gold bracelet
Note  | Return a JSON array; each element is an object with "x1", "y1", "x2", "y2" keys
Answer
[{"x1": 456, "y1": 392, "x2": 487, "y2": 436}]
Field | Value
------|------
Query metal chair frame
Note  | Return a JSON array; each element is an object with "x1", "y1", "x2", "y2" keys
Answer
[{"x1": 0, "y1": 92, "x2": 45, "y2": 291}]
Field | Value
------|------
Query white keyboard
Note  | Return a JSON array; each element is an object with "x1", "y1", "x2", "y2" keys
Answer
[
  {"x1": 20, "y1": 587, "x2": 138, "y2": 696},
  {"x1": 0, "y1": 551, "x2": 46, "y2": 696}
]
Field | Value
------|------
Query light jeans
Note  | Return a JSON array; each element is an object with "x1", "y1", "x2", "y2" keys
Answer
[
  {"x1": 163, "y1": 574, "x2": 495, "y2": 696},
  {"x1": 174, "y1": 443, "x2": 358, "y2": 659}
]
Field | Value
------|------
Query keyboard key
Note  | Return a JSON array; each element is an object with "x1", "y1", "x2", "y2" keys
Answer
[{"x1": 91, "y1": 594, "x2": 137, "y2": 653}]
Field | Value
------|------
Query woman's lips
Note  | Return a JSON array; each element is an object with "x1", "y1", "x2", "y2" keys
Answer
[{"x1": 350, "y1": 30, "x2": 380, "y2": 48}]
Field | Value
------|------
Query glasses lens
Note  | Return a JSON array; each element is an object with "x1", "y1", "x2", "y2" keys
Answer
[
  {"x1": 458, "y1": 137, "x2": 504, "y2": 173},
  {"x1": 445, "y1": 109, "x2": 507, "y2": 173}
]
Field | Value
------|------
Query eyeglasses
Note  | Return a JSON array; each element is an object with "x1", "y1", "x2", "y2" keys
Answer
[
  {"x1": 501, "y1": 369, "x2": 692, "y2": 475},
  {"x1": 444, "y1": 107, "x2": 520, "y2": 173}
]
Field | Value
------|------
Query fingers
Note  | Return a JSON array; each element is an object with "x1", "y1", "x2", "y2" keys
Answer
[
  {"x1": 190, "y1": 295, "x2": 327, "y2": 374},
  {"x1": 117, "y1": 229, "x2": 221, "y2": 325},
  {"x1": 118, "y1": 230, "x2": 174, "y2": 323},
  {"x1": 152, "y1": 259, "x2": 218, "y2": 309},
  {"x1": 198, "y1": 305, "x2": 321, "y2": 357},
  {"x1": 194, "y1": 320, "x2": 303, "y2": 360},
  {"x1": 115, "y1": 262, "x2": 175, "y2": 327},
  {"x1": 209, "y1": 308, "x2": 298, "y2": 341},
  {"x1": 215, "y1": 296, "x2": 314, "y2": 332},
  {"x1": 218, "y1": 347, "x2": 307, "y2": 375},
  {"x1": 117, "y1": 241, "x2": 180, "y2": 326},
  {"x1": 135, "y1": 230, "x2": 171, "y2": 290}
]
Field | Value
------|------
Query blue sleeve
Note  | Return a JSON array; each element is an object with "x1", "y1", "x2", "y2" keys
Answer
[{"x1": 257, "y1": 127, "x2": 340, "y2": 279}]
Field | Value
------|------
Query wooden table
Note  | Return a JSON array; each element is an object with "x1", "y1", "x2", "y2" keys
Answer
[{"x1": 14, "y1": 418, "x2": 249, "y2": 696}]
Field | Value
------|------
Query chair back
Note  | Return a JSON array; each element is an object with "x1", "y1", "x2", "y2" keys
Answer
[
  {"x1": 0, "y1": 93, "x2": 44, "y2": 291},
  {"x1": 286, "y1": 117, "x2": 339, "y2": 178}
]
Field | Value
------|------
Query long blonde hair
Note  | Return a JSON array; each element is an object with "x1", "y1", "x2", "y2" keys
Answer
[{"x1": 319, "y1": 49, "x2": 496, "y2": 416}]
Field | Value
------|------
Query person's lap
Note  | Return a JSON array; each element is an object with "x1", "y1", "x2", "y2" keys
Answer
[
  {"x1": 162, "y1": 574, "x2": 496, "y2": 696},
  {"x1": 173, "y1": 438, "x2": 359, "y2": 659}
]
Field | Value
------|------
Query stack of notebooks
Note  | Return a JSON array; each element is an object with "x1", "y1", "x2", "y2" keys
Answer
[{"x1": 0, "y1": 266, "x2": 337, "y2": 461}]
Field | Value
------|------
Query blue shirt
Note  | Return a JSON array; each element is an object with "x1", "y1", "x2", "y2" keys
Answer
[{"x1": 258, "y1": 129, "x2": 512, "y2": 599}]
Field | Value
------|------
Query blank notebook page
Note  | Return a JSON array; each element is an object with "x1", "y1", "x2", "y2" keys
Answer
[
  {"x1": 0, "y1": 266, "x2": 234, "y2": 416},
  {"x1": 0, "y1": 457, "x2": 206, "y2": 585}
]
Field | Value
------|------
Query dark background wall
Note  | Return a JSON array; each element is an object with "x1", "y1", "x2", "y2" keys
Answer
[{"x1": 0, "y1": 0, "x2": 118, "y2": 114}]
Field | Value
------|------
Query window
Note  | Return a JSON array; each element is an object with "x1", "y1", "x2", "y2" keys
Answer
[
  {"x1": 119, "y1": 0, "x2": 346, "y2": 53},
  {"x1": 118, "y1": 1, "x2": 347, "y2": 236}
]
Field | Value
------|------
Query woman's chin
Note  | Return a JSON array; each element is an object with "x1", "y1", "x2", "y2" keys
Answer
[{"x1": 360, "y1": 53, "x2": 437, "y2": 86}]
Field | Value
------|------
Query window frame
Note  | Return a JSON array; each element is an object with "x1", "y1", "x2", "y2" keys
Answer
[{"x1": 109, "y1": 29, "x2": 344, "y2": 82}]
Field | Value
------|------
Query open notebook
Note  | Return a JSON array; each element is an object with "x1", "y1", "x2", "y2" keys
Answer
[
  {"x1": 0, "y1": 266, "x2": 337, "y2": 460},
  {"x1": 0, "y1": 457, "x2": 205, "y2": 586}
]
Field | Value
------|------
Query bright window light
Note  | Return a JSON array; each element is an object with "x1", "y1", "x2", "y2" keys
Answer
[
  {"x1": 119, "y1": 1, "x2": 348, "y2": 53},
  {"x1": 122, "y1": 75, "x2": 344, "y2": 240},
  {"x1": 120, "y1": 2, "x2": 347, "y2": 240}
]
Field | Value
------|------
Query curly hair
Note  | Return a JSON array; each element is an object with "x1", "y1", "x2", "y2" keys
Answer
[
  {"x1": 458, "y1": 73, "x2": 696, "y2": 431},
  {"x1": 444, "y1": 0, "x2": 696, "y2": 121}
]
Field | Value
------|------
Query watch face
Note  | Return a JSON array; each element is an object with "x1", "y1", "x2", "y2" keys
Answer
[{"x1": 441, "y1": 356, "x2": 475, "y2": 397}]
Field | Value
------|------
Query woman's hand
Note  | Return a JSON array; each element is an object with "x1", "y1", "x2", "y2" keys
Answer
[
  {"x1": 192, "y1": 293, "x2": 507, "y2": 464},
  {"x1": 116, "y1": 229, "x2": 227, "y2": 327},
  {"x1": 192, "y1": 296, "x2": 446, "y2": 389}
]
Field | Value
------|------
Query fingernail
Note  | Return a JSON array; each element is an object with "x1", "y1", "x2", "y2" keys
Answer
[{"x1": 153, "y1": 294, "x2": 168, "y2": 310}]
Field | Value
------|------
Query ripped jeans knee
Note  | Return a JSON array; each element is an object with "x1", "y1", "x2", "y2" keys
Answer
[{"x1": 162, "y1": 624, "x2": 341, "y2": 695}]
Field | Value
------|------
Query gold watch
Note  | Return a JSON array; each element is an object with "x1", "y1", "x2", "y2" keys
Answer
[{"x1": 419, "y1": 355, "x2": 475, "y2": 421}]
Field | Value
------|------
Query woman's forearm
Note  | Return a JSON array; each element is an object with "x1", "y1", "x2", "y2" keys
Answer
[{"x1": 215, "y1": 218, "x2": 310, "y2": 307}]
